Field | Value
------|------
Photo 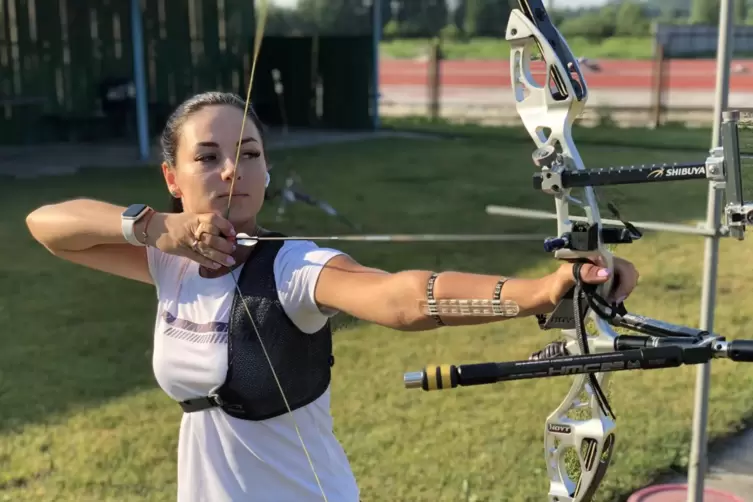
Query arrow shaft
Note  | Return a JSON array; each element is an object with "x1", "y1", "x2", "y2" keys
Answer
[{"x1": 235, "y1": 233, "x2": 550, "y2": 245}]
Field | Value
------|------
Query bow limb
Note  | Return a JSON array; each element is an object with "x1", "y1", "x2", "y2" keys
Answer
[
  {"x1": 508, "y1": 3, "x2": 618, "y2": 501},
  {"x1": 222, "y1": 2, "x2": 330, "y2": 501}
]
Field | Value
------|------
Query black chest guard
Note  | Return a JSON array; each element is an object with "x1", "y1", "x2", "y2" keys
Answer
[{"x1": 179, "y1": 231, "x2": 335, "y2": 421}]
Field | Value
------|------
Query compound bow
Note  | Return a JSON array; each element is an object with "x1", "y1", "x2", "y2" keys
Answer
[{"x1": 403, "y1": 1, "x2": 753, "y2": 501}]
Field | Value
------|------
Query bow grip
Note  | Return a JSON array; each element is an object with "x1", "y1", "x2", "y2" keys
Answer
[
  {"x1": 557, "y1": 248, "x2": 620, "y2": 305},
  {"x1": 569, "y1": 257, "x2": 622, "y2": 304},
  {"x1": 571, "y1": 259, "x2": 619, "y2": 299}
]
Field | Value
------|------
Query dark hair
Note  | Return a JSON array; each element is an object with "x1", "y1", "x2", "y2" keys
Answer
[{"x1": 160, "y1": 91, "x2": 266, "y2": 213}]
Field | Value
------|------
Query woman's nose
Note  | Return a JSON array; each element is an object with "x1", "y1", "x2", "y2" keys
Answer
[{"x1": 220, "y1": 159, "x2": 240, "y2": 181}]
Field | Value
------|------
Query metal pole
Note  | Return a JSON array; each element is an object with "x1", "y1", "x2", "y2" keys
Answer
[
  {"x1": 371, "y1": 0, "x2": 382, "y2": 130},
  {"x1": 130, "y1": 0, "x2": 150, "y2": 161},
  {"x1": 428, "y1": 39, "x2": 442, "y2": 121},
  {"x1": 686, "y1": 1, "x2": 734, "y2": 500},
  {"x1": 711, "y1": 0, "x2": 734, "y2": 148}
]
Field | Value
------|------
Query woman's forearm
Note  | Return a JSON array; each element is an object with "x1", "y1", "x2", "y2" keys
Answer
[
  {"x1": 26, "y1": 198, "x2": 141, "y2": 252},
  {"x1": 391, "y1": 270, "x2": 558, "y2": 331}
]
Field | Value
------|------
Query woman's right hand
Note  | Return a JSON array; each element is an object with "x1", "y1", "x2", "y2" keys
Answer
[{"x1": 146, "y1": 211, "x2": 237, "y2": 270}]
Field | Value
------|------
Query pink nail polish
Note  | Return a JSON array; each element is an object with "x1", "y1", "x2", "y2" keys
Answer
[{"x1": 597, "y1": 268, "x2": 610, "y2": 277}]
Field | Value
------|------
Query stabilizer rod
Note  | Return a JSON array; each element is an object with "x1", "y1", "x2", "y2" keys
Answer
[
  {"x1": 404, "y1": 335, "x2": 753, "y2": 391},
  {"x1": 405, "y1": 345, "x2": 693, "y2": 391}
]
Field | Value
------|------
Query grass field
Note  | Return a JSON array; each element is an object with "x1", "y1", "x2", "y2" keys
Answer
[
  {"x1": 381, "y1": 116, "x2": 721, "y2": 153},
  {"x1": 3, "y1": 127, "x2": 753, "y2": 501},
  {"x1": 381, "y1": 36, "x2": 656, "y2": 60}
]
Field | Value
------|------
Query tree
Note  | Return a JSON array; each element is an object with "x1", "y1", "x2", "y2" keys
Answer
[
  {"x1": 474, "y1": 0, "x2": 512, "y2": 36},
  {"x1": 691, "y1": 0, "x2": 718, "y2": 25},
  {"x1": 459, "y1": 0, "x2": 511, "y2": 37},
  {"x1": 266, "y1": 5, "x2": 310, "y2": 36},
  {"x1": 296, "y1": 0, "x2": 372, "y2": 35},
  {"x1": 691, "y1": 0, "x2": 750, "y2": 26},
  {"x1": 614, "y1": 1, "x2": 650, "y2": 36},
  {"x1": 396, "y1": 0, "x2": 449, "y2": 37},
  {"x1": 734, "y1": 0, "x2": 748, "y2": 25},
  {"x1": 559, "y1": 10, "x2": 616, "y2": 40},
  {"x1": 463, "y1": 0, "x2": 481, "y2": 36}
]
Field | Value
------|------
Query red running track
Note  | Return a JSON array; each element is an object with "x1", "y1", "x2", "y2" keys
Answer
[{"x1": 380, "y1": 59, "x2": 753, "y2": 91}]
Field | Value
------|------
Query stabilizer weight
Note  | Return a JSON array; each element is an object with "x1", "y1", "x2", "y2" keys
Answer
[{"x1": 404, "y1": 365, "x2": 459, "y2": 391}]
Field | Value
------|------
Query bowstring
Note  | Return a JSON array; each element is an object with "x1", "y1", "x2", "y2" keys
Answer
[
  {"x1": 225, "y1": 2, "x2": 329, "y2": 500},
  {"x1": 224, "y1": 0, "x2": 268, "y2": 219}
]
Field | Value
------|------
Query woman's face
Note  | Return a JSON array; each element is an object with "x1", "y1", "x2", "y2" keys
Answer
[{"x1": 162, "y1": 104, "x2": 267, "y2": 225}]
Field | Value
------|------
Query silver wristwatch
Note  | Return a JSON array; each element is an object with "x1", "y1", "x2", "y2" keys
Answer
[{"x1": 121, "y1": 204, "x2": 150, "y2": 246}]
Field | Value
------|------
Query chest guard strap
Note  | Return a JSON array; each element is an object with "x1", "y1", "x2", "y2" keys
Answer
[{"x1": 180, "y1": 231, "x2": 335, "y2": 420}]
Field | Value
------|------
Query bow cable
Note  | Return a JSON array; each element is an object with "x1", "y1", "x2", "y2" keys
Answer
[{"x1": 573, "y1": 280, "x2": 615, "y2": 421}]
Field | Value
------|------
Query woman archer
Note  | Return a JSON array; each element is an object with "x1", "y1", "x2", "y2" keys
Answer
[{"x1": 25, "y1": 91, "x2": 639, "y2": 502}]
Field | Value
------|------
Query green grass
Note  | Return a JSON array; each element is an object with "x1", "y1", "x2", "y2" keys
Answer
[
  {"x1": 381, "y1": 36, "x2": 656, "y2": 60},
  {"x1": 382, "y1": 116, "x2": 721, "y2": 153},
  {"x1": 3, "y1": 130, "x2": 753, "y2": 501}
]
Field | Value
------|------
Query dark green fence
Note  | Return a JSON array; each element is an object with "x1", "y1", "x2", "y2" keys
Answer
[
  {"x1": 0, "y1": 0, "x2": 375, "y2": 145},
  {"x1": 252, "y1": 35, "x2": 374, "y2": 131}
]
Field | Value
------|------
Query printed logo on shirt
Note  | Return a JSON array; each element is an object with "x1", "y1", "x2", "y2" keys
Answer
[{"x1": 162, "y1": 310, "x2": 228, "y2": 344}]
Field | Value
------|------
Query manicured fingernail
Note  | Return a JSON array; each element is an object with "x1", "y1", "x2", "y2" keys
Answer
[
  {"x1": 230, "y1": 227, "x2": 236, "y2": 236},
  {"x1": 597, "y1": 268, "x2": 610, "y2": 277},
  {"x1": 226, "y1": 256, "x2": 236, "y2": 265}
]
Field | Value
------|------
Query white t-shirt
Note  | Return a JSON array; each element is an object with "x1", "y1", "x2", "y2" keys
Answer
[{"x1": 146, "y1": 240, "x2": 360, "y2": 502}]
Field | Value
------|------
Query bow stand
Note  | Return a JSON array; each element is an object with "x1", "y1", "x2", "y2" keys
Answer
[
  {"x1": 403, "y1": 1, "x2": 753, "y2": 501},
  {"x1": 265, "y1": 171, "x2": 362, "y2": 231}
]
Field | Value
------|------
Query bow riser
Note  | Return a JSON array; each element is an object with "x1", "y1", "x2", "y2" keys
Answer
[
  {"x1": 543, "y1": 347, "x2": 617, "y2": 502},
  {"x1": 507, "y1": 7, "x2": 619, "y2": 501}
]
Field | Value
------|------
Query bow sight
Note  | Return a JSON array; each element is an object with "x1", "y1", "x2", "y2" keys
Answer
[
  {"x1": 402, "y1": 0, "x2": 753, "y2": 501},
  {"x1": 532, "y1": 111, "x2": 748, "y2": 246}
]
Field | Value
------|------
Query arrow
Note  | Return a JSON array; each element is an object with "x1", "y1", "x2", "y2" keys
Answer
[{"x1": 235, "y1": 232, "x2": 550, "y2": 246}]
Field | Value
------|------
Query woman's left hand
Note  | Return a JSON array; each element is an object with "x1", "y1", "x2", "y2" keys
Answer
[{"x1": 548, "y1": 256, "x2": 639, "y2": 306}]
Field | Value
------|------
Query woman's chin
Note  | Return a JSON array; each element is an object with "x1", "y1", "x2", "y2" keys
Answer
[{"x1": 221, "y1": 198, "x2": 261, "y2": 221}]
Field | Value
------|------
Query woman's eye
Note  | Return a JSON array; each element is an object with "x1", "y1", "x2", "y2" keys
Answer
[
  {"x1": 195, "y1": 151, "x2": 259, "y2": 164},
  {"x1": 196, "y1": 154, "x2": 216, "y2": 163}
]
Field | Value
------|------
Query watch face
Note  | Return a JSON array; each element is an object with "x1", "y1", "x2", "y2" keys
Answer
[{"x1": 123, "y1": 204, "x2": 147, "y2": 219}]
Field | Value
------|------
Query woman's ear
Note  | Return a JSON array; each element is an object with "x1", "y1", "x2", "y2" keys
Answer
[{"x1": 162, "y1": 161, "x2": 181, "y2": 197}]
